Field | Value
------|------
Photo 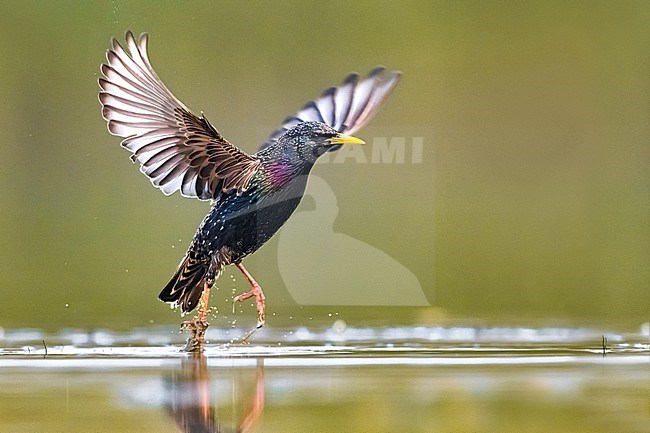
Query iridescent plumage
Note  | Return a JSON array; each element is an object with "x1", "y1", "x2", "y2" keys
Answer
[{"x1": 99, "y1": 31, "x2": 401, "y2": 348}]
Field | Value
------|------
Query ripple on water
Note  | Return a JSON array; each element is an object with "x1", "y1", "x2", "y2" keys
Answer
[{"x1": 0, "y1": 324, "x2": 647, "y2": 368}]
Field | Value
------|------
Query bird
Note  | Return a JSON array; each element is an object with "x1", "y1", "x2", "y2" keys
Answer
[{"x1": 99, "y1": 31, "x2": 402, "y2": 350}]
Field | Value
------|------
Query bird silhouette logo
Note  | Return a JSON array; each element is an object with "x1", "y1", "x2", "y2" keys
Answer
[{"x1": 278, "y1": 176, "x2": 429, "y2": 306}]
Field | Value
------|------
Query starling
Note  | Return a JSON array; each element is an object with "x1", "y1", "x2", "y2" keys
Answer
[{"x1": 99, "y1": 31, "x2": 401, "y2": 349}]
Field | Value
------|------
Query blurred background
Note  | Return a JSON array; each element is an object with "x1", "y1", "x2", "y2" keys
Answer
[{"x1": 1, "y1": 0, "x2": 648, "y2": 331}]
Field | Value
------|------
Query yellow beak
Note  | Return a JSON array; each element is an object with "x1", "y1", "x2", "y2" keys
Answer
[{"x1": 328, "y1": 134, "x2": 366, "y2": 145}]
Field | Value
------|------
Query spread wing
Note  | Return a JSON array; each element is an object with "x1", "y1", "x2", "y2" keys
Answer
[
  {"x1": 99, "y1": 31, "x2": 261, "y2": 200},
  {"x1": 259, "y1": 66, "x2": 402, "y2": 151}
]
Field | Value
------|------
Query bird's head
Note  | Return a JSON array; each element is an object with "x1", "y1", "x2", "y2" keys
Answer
[{"x1": 276, "y1": 121, "x2": 365, "y2": 165}]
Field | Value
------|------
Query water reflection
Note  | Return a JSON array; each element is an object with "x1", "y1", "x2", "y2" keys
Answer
[
  {"x1": 165, "y1": 353, "x2": 265, "y2": 433},
  {"x1": 0, "y1": 340, "x2": 648, "y2": 432}
]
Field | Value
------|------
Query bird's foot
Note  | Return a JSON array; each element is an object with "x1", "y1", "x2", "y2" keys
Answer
[
  {"x1": 233, "y1": 283, "x2": 266, "y2": 341},
  {"x1": 180, "y1": 318, "x2": 209, "y2": 352}
]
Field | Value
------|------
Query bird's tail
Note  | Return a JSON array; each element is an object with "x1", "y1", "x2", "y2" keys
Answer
[{"x1": 158, "y1": 252, "x2": 209, "y2": 314}]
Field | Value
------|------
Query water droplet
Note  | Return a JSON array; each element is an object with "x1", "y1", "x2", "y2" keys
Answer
[
  {"x1": 332, "y1": 319, "x2": 347, "y2": 333},
  {"x1": 65, "y1": 303, "x2": 69, "y2": 308}
]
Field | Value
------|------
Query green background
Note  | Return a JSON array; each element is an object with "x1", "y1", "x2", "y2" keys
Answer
[{"x1": 1, "y1": 0, "x2": 648, "y2": 331}]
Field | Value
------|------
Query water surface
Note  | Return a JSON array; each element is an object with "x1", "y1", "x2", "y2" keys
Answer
[{"x1": 1, "y1": 325, "x2": 648, "y2": 432}]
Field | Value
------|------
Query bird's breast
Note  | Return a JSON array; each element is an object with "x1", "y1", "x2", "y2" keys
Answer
[{"x1": 195, "y1": 176, "x2": 308, "y2": 262}]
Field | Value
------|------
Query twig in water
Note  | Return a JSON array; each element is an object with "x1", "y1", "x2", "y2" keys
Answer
[
  {"x1": 42, "y1": 339, "x2": 48, "y2": 357},
  {"x1": 601, "y1": 334, "x2": 608, "y2": 358}
]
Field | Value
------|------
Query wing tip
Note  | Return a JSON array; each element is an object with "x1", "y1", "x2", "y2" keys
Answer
[
  {"x1": 125, "y1": 30, "x2": 136, "y2": 44},
  {"x1": 321, "y1": 86, "x2": 336, "y2": 97},
  {"x1": 106, "y1": 119, "x2": 121, "y2": 136},
  {"x1": 110, "y1": 37, "x2": 120, "y2": 52},
  {"x1": 368, "y1": 65, "x2": 386, "y2": 78},
  {"x1": 367, "y1": 66, "x2": 404, "y2": 84},
  {"x1": 343, "y1": 72, "x2": 359, "y2": 85},
  {"x1": 386, "y1": 69, "x2": 403, "y2": 81},
  {"x1": 121, "y1": 30, "x2": 150, "y2": 58},
  {"x1": 384, "y1": 70, "x2": 403, "y2": 88},
  {"x1": 101, "y1": 105, "x2": 112, "y2": 121}
]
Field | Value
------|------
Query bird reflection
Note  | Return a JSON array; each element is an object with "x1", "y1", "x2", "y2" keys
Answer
[{"x1": 165, "y1": 353, "x2": 265, "y2": 433}]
